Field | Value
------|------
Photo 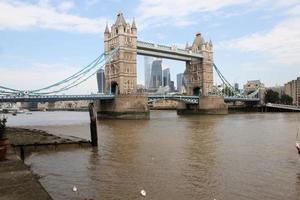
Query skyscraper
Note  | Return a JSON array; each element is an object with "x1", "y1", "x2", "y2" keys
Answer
[
  {"x1": 150, "y1": 59, "x2": 162, "y2": 89},
  {"x1": 97, "y1": 69, "x2": 105, "y2": 93},
  {"x1": 144, "y1": 56, "x2": 154, "y2": 89},
  {"x1": 234, "y1": 83, "x2": 239, "y2": 91},
  {"x1": 169, "y1": 81, "x2": 175, "y2": 92},
  {"x1": 163, "y1": 68, "x2": 171, "y2": 87},
  {"x1": 177, "y1": 73, "x2": 184, "y2": 91}
]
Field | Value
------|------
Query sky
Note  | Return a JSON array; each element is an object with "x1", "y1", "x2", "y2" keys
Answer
[{"x1": 0, "y1": 0, "x2": 300, "y2": 94}]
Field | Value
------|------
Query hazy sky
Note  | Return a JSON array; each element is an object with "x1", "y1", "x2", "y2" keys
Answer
[{"x1": 0, "y1": 0, "x2": 300, "y2": 94}]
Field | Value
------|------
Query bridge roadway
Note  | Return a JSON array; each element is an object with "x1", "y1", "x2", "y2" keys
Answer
[
  {"x1": 0, "y1": 94, "x2": 260, "y2": 104},
  {"x1": 137, "y1": 41, "x2": 203, "y2": 61},
  {"x1": 265, "y1": 103, "x2": 300, "y2": 111},
  {"x1": 0, "y1": 94, "x2": 115, "y2": 103}
]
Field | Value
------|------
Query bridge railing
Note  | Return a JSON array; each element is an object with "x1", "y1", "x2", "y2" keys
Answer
[
  {"x1": 137, "y1": 41, "x2": 155, "y2": 48},
  {"x1": 157, "y1": 44, "x2": 172, "y2": 50}
]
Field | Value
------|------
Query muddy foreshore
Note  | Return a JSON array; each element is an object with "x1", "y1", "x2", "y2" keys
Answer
[{"x1": 0, "y1": 127, "x2": 91, "y2": 200}]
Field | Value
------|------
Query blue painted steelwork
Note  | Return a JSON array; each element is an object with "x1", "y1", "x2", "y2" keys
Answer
[
  {"x1": 148, "y1": 95, "x2": 199, "y2": 104},
  {"x1": 0, "y1": 94, "x2": 115, "y2": 103}
]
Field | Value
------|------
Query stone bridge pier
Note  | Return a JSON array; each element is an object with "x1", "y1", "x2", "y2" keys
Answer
[
  {"x1": 177, "y1": 96, "x2": 228, "y2": 115},
  {"x1": 17, "y1": 102, "x2": 38, "y2": 111}
]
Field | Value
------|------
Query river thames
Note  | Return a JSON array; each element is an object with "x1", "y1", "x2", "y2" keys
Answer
[{"x1": 7, "y1": 111, "x2": 300, "y2": 200}]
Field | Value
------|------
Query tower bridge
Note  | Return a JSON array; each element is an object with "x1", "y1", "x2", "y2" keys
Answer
[
  {"x1": 98, "y1": 12, "x2": 225, "y2": 118},
  {"x1": 0, "y1": 12, "x2": 262, "y2": 118}
]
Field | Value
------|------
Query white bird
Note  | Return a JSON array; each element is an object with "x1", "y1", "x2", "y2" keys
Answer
[
  {"x1": 140, "y1": 189, "x2": 146, "y2": 197},
  {"x1": 72, "y1": 186, "x2": 77, "y2": 192}
]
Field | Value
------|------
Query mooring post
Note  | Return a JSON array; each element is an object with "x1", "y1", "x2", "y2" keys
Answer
[
  {"x1": 20, "y1": 145, "x2": 25, "y2": 161},
  {"x1": 88, "y1": 102, "x2": 98, "y2": 146}
]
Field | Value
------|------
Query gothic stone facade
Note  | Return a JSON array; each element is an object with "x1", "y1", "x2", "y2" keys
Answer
[
  {"x1": 104, "y1": 13, "x2": 137, "y2": 95},
  {"x1": 185, "y1": 33, "x2": 214, "y2": 96}
]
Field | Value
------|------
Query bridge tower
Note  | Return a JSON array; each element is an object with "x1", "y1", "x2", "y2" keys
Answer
[
  {"x1": 104, "y1": 12, "x2": 137, "y2": 95},
  {"x1": 97, "y1": 13, "x2": 149, "y2": 119},
  {"x1": 185, "y1": 33, "x2": 213, "y2": 96},
  {"x1": 178, "y1": 33, "x2": 228, "y2": 114}
]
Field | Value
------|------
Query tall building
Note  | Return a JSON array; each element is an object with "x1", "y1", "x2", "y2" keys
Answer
[
  {"x1": 163, "y1": 68, "x2": 171, "y2": 87},
  {"x1": 144, "y1": 56, "x2": 154, "y2": 89},
  {"x1": 169, "y1": 81, "x2": 175, "y2": 92},
  {"x1": 150, "y1": 60, "x2": 162, "y2": 89},
  {"x1": 234, "y1": 83, "x2": 239, "y2": 91},
  {"x1": 97, "y1": 69, "x2": 105, "y2": 93},
  {"x1": 284, "y1": 80, "x2": 297, "y2": 105},
  {"x1": 284, "y1": 77, "x2": 300, "y2": 106},
  {"x1": 177, "y1": 73, "x2": 184, "y2": 91}
]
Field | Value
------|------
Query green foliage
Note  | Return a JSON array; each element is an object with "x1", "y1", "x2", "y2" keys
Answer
[
  {"x1": 0, "y1": 117, "x2": 7, "y2": 129},
  {"x1": 280, "y1": 94, "x2": 293, "y2": 105},
  {"x1": 0, "y1": 116, "x2": 7, "y2": 139},
  {"x1": 265, "y1": 89, "x2": 280, "y2": 103},
  {"x1": 222, "y1": 86, "x2": 234, "y2": 96}
]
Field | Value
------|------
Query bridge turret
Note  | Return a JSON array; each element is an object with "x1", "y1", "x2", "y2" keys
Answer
[
  {"x1": 185, "y1": 41, "x2": 189, "y2": 50},
  {"x1": 131, "y1": 18, "x2": 137, "y2": 31},
  {"x1": 186, "y1": 32, "x2": 214, "y2": 96},
  {"x1": 104, "y1": 23, "x2": 110, "y2": 52},
  {"x1": 104, "y1": 12, "x2": 137, "y2": 95}
]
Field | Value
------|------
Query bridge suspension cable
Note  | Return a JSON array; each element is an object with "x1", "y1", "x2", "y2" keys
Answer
[
  {"x1": 213, "y1": 63, "x2": 259, "y2": 98},
  {"x1": 30, "y1": 53, "x2": 105, "y2": 93},
  {"x1": 0, "y1": 47, "x2": 119, "y2": 96},
  {"x1": 34, "y1": 48, "x2": 119, "y2": 95},
  {"x1": 0, "y1": 54, "x2": 104, "y2": 94}
]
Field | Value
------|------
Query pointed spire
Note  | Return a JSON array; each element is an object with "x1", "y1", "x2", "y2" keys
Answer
[
  {"x1": 132, "y1": 18, "x2": 137, "y2": 29},
  {"x1": 192, "y1": 32, "x2": 204, "y2": 49},
  {"x1": 115, "y1": 12, "x2": 126, "y2": 26},
  {"x1": 209, "y1": 39, "x2": 213, "y2": 46},
  {"x1": 105, "y1": 22, "x2": 109, "y2": 34},
  {"x1": 185, "y1": 41, "x2": 189, "y2": 49}
]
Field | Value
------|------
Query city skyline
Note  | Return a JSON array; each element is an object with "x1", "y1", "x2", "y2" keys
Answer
[{"x1": 0, "y1": 0, "x2": 300, "y2": 94}]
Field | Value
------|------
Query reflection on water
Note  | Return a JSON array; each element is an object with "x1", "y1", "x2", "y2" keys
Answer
[{"x1": 16, "y1": 111, "x2": 300, "y2": 199}]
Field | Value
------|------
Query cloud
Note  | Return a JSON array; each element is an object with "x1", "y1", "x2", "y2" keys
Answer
[
  {"x1": 85, "y1": 0, "x2": 100, "y2": 7},
  {"x1": 136, "y1": 0, "x2": 249, "y2": 28},
  {"x1": 0, "y1": 0, "x2": 107, "y2": 33},
  {"x1": 57, "y1": 1, "x2": 75, "y2": 12},
  {"x1": 219, "y1": 16, "x2": 300, "y2": 65}
]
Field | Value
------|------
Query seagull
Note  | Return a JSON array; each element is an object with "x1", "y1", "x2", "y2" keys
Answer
[
  {"x1": 72, "y1": 186, "x2": 77, "y2": 192},
  {"x1": 140, "y1": 189, "x2": 146, "y2": 197}
]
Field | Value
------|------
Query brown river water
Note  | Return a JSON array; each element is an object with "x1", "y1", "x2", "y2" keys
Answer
[{"x1": 6, "y1": 111, "x2": 300, "y2": 200}]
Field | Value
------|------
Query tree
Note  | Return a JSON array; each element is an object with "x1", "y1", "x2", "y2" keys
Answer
[
  {"x1": 280, "y1": 94, "x2": 293, "y2": 105},
  {"x1": 265, "y1": 89, "x2": 280, "y2": 103},
  {"x1": 222, "y1": 86, "x2": 234, "y2": 96}
]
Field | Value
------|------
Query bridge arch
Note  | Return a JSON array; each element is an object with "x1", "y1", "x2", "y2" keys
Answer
[
  {"x1": 193, "y1": 87, "x2": 201, "y2": 96},
  {"x1": 111, "y1": 81, "x2": 119, "y2": 95}
]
